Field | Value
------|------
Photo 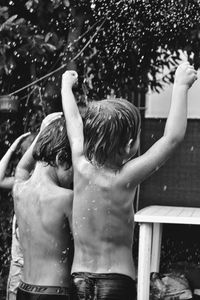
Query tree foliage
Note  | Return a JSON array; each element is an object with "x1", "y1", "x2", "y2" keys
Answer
[{"x1": 0, "y1": 0, "x2": 200, "y2": 101}]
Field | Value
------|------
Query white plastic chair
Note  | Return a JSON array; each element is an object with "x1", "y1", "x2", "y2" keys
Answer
[{"x1": 134, "y1": 205, "x2": 200, "y2": 300}]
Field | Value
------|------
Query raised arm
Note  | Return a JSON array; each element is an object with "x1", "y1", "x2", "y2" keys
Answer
[
  {"x1": 61, "y1": 70, "x2": 84, "y2": 159},
  {"x1": 15, "y1": 133, "x2": 39, "y2": 182},
  {"x1": 15, "y1": 112, "x2": 62, "y2": 182},
  {"x1": 121, "y1": 62, "x2": 198, "y2": 186},
  {"x1": 0, "y1": 132, "x2": 30, "y2": 189}
]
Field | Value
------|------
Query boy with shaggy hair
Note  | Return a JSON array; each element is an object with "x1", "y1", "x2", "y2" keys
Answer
[
  {"x1": 13, "y1": 114, "x2": 76, "y2": 300},
  {"x1": 61, "y1": 63, "x2": 197, "y2": 300}
]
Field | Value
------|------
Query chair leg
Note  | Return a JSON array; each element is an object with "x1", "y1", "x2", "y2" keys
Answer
[
  {"x1": 137, "y1": 222, "x2": 152, "y2": 300},
  {"x1": 151, "y1": 223, "x2": 163, "y2": 273}
]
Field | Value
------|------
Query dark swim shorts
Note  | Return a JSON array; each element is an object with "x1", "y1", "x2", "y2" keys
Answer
[
  {"x1": 72, "y1": 272, "x2": 137, "y2": 300},
  {"x1": 16, "y1": 281, "x2": 78, "y2": 300}
]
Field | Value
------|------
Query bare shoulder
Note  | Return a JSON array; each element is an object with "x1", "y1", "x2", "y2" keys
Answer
[
  {"x1": 12, "y1": 178, "x2": 28, "y2": 197},
  {"x1": 56, "y1": 186, "x2": 73, "y2": 203}
]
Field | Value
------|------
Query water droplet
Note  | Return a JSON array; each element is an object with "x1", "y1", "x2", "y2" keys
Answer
[{"x1": 163, "y1": 185, "x2": 167, "y2": 191}]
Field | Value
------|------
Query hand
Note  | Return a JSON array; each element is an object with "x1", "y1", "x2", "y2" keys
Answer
[
  {"x1": 10, "y1": 132, "x2": 31, "y2": 152},
  {"x1": 62, "y1": 70, "x2": 78, "y2": 90},
  {"x1": 175, "y1": 62, "x2": 198, "y2": 88},
  {"x1": 40, "y1": 112, "x2": 63, "y2": 131}
]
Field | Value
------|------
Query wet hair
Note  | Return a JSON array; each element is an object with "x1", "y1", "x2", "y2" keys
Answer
[
  {"x1": 33, "y1": 116, "x2": 71, "y2": 169},
  {"x1": 83, "y1": 98, "x2": 141, "y2": 167}
]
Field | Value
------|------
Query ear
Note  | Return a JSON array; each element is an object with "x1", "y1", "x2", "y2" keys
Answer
[
  {"x1": 125, "y1": 139, "x2": 133, "y2": 155},
  {"x1": 56, "y1": 153, "x2": 70, "y2": 170},
  {"x1": 55, "y1": 153, "x2": 61, "y2": 167}
]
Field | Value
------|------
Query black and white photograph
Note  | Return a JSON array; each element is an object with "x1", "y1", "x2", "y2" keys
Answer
[{"x1": 0, "y1": 1, "x2": 200, "y2": 299}]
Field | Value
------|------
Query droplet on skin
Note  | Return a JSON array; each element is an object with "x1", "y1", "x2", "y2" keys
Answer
[{"x1": 163, "y1": 185, "x2": 167, "y2": 191}]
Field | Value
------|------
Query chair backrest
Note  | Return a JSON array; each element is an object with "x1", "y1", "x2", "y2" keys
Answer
[{"x1": 139, "y1": 119, "x2": 200, "y2": 210}]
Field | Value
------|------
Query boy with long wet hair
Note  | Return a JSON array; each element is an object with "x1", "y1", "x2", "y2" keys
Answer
[
  {"x1": 83, "y1": 98, "x2": 141, "y2": 167},
  {"x1": 62, "y1": 63, "x2": 197, "y2": 300},
  {"x1": 13, "y1": 114, "x2": 76, "y2": 300},
  {"x1": 33, "y1": 116, "x2": 72, "y2": 171}
]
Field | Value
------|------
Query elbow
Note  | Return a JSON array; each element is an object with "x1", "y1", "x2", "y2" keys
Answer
[
  {"x1": 164, "y1": 126, "x2": 186, "y2": 148},
  {"x1": 167, "y1": 133, "x2": 185, "y2": 149}
]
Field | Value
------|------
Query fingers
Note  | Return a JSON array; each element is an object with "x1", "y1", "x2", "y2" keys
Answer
[
  {"x1": 43, "y1": 112, "x2": 63, "y2": 121},
  {"x1": 63, "y1": 70, "x2": 78, "y2": 78},
  {"x1": 62, "y1": 70, "x2": 78, "y2": 86},
  {"x1": 181, "y1": 61, "x2": 190, "y2": 66},
  {"x1": 41, "y1": 112, "x2": 63, "y2": 130},
  {"x1": 68, "y1": 70, "x2": 78, "y2": 78},
  {"x1": 20, "y1": 132, "x2": 31, "y2": 138},
  {"x1": 178, "y1": 62, "x2": 198, "y2": 75},
  {"x1": 46, "y1": 112, "x2": 63, "y2": 119},
  {"x1": 186, "y1": 68, "x2": 197, "y2": 75},
  {"x1": 187, "y1": 69, "x2": 198, "y2": 84},
  {"x1": 10, "y1": 132, "x2": 31, "y2": 151},
  {"x1": 180, "y1": 61, "x2": 194, "y2": 69},
  {"x1": 182, "y1": 62, "x2": 197, "y2": 75},
  {"x1": 46, "y1": 114, "x2": 62, "y2": 124},
  {"x1": 16, "y1": 132, "x2": 31, "y2": 142},
  {"x1": 175, "y1": 62, "x2": 198, "y2": 87}
]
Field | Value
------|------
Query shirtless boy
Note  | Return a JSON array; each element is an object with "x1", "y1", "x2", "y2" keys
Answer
[
  {"x1": 13, "y1": 114, "x2": 76, "y2": 300},
  {"x1": 61, "y1": 63, "x2": 197, "y2": 300},
  {"x1": 0, "y1": 132, "x2": 33, "y2": 300}
]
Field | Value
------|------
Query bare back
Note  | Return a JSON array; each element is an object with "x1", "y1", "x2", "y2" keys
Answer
[
  {"x1": 13, "y1": 166, "x2": 73, "y2": 287},
  {"x1": 72, "y1": 157, "x2": 136, "y2": 280}
]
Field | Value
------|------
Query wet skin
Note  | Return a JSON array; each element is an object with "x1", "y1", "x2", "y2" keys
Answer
[{"x1": 13, "y1": 163, "x2": 73, "y2": 287}]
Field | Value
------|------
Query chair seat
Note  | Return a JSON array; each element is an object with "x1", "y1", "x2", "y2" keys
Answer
[{"x1": 135, "y1": 205, "x2": 200, "y2": 225}]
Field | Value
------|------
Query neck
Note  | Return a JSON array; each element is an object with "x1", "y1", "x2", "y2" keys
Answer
[
  {"x1": 31, "y1": 162, "x2": 59, "y2": 185},
  {"x1": 103, "y1": 155, "x2": 124, "y2": 172}
]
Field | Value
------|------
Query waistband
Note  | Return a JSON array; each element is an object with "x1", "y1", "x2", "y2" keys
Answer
[
  {"x1": 72, "y1": 272, "x2": 135, "y2": 283},
  {"x1": 19, "y1": 281, "x2": 75, "y2": 295}
]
